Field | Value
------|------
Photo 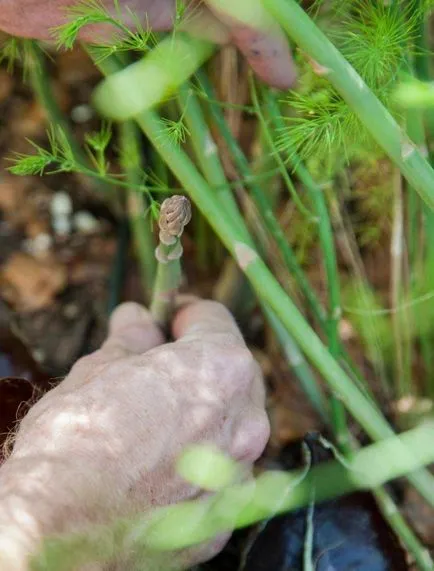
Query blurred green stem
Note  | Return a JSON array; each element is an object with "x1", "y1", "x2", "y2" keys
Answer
[
  {"x1": 145, "y1": 420, "x2": 434, "y2": 551},
  {"x1": 28, "y1": 42, "x2": 88, "y2": 167},
  {"x1": 373, "y1": 487, "x2": 433, "y2": 571},
  {"x1": 391, "y1": 170, "x2": 412, "y2": 397},
  {"x1": 119, "y1": 122, "x2": 156, "y2": 301},
  {"x1": 409, "y1": 0, "x2": 434, "y2": 395}
]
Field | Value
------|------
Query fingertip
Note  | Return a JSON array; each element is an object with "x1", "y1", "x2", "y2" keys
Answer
[
  {"x1": 172, "y1": 300, "x2": 244, "y2": 343},
  {"x1": 105, "y1": 302, "x2": 165, "y2": 355},
  {"x1": 109, "y1": 302, "x2": 151, "y2": 332},
  {"x1": 234, "y1": 28, "x2": 297, "y2": 89}
]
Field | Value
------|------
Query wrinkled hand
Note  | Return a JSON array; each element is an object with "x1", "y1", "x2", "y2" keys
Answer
[
  {"x1": 0, "y1": 300, "x2": 269, "y2": 569},
  {"x1": 0, "y1": 0, "x2": 296, "y2": 88}
]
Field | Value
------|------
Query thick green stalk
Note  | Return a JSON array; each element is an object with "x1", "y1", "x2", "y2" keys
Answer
[
  {"x1": 28, "y1": 42, "x2": 88, "y2": 167},
  {"x1": 178, "y1": 82, "x2": 328, "y2": 421},
  {"x1": 409, "y1": 2, "x2": 434, "y2": 395},
  {"x1": 119, "y1": 122, "x2": 156, "y2": 301},
  {"x1": 135, "y1": 108, "x2": 434, "y2": 506},
  {"x1": 391, "y1": 170, "x2": 412, "y2": 397},
  {"x1": 373, "y1": 487, "x2": 433, "y2": 571},
  {"x1": 196, "y1": 72, "x2": 328, "y2": 329},
  {"x1": 262, "y1": 0, "x2": 434, "y2": 211}
]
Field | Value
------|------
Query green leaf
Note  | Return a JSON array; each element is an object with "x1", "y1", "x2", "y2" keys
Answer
[
  {"x1": 177, "y1": 445, "x2": 240, "y2": 491},
  {"x1": 8, "y1": 152, "x2": 53, "y2": 176},
  {"x1": 394, "y1": 79, "x2": 434, "y2": 109}
]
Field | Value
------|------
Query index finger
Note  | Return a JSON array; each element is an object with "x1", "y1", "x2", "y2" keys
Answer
[{"x1": 172, "y1": 300, "x2": 245, "y2": 345}]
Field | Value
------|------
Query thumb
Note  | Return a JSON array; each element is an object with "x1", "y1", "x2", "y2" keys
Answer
[{"x1": 101, "y1": 302, "x2": 165, "y2": 357}]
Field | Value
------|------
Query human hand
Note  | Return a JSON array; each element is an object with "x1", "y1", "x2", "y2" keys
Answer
[
  {"x1": 0, "y1": 300, "x2": 269, "y2": 570},
  {"x1": 0, "y1": 0, "x2": 296, "y2": 88}
]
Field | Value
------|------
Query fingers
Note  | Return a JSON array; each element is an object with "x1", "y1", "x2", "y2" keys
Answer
[
  {"x1": 101, "y1": 302, "x2": 165, "y2": 357},
  {"x1": 205, "y1": 0, "x2": 297, "y2": 89},
  {"x1": 172, "y1": 300, "x2": 245, "y2": 345}
]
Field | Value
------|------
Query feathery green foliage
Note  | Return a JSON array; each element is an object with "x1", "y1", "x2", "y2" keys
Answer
[
  {"x1": 277, "y1": 0, "x2": 423, "y2": 169},
  {"x1": 54, "y1": 0, "x2": 156, "y2": 60},
  {"x1": 7, "y1": 124, "x2": 163, "y2": 203},
  {"x1": 0, "y1": 37, "x2": 36, "y2": 75}
]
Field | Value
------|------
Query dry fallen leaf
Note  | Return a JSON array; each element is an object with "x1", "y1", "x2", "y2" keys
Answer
[{"x1": 0, "y1": 252, "x2": 66, "y2": 311}]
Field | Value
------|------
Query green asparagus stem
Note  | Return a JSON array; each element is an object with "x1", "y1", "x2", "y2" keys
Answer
[{"x1": 150, "y1": 195, "x2": 191, "y2": 327}]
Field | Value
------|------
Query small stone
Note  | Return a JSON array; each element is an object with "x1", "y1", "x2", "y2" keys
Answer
[
  {"x1": 73, "y1": 211, "x2": 100, "y2": 234},
  {"x1": 51, "y1": 192, "x2": 73, "y2": 217},
  {"x1": 23, "y1": 233, "x2": 52, "y2": 257},
  {"x1": 71, "y1": 104, "x2": 94, "y2": 124},
  {"x1": 53, "y1": 215, "x2": 71, "y2": 237},
  {"x1": 63, "y1": 303, "x2": 79, "y2": 319},
  {"x1": 32, "y1": 349, "x2": 45, "y2": 363},
  {"x1": 339, "y1": 319, "x2": 355, "y2": 342}
]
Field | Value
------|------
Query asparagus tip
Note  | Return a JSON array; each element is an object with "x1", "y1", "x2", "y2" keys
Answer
[{"x1": 159, "y1": 195, "x2": 192, "y2": 245}]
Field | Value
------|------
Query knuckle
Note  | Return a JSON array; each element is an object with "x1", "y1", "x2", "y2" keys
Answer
[
  {"x1": 232, "y1": 412, "x2": 271, "y2": 463},
  {"x1": 227, "y1": 347, "x2": 257, "y2": 392},
  {"x1": 231, "y1": 345, "x2": 255, "y2": 373}
]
